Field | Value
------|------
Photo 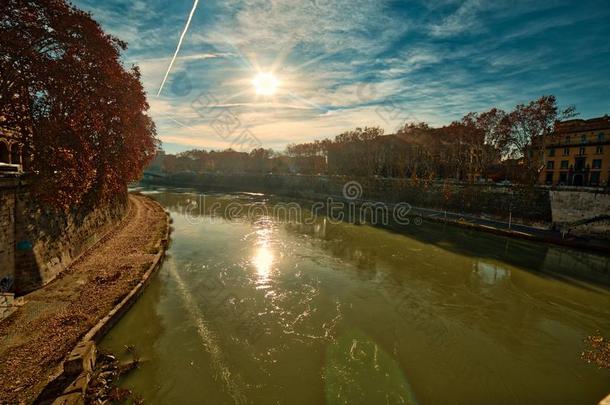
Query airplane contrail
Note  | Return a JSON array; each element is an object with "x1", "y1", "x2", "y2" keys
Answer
[{"x1": 157, "y1": 0, "x2": 200, "y2": 97}]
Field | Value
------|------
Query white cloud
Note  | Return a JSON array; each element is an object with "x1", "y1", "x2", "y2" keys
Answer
[
  {"x1": 72, "y1": 0, "x2": 610, "y2": 153},
  {"x1": 429, "y1": 0, "x2": 484, "y2": 38}
]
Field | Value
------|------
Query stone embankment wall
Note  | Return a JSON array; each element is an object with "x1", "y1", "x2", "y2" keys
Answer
[
  {"x1": 0, "y1": 179, "x2": 19, "y2": 294},
  {"x1": 0, "y1": 178, "x2": 126, "y2": 294},
  {"x1": 145, "y1": 173, "x2": 553, "y2": 225},
  {"x1": 550, "y1": 190, "x2": 610, "y2": 238}
]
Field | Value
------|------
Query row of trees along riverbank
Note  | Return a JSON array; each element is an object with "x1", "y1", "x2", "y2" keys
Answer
[
  {"x1": 0, "y1": 0, "x2": 158, "y2": 211},
  {"x1": 152, "y1": 95, "x2": 576, "y2": 185}
]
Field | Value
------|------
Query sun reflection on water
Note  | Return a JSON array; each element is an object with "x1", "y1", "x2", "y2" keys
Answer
[
  {"x1": 251, "y1": 224, "x2": 275, "y2": 287},
  {"x1": 253, "y1": 244, "x2": 274, "y2": 281}
]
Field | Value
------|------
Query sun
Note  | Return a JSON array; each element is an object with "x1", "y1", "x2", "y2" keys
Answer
[{"x1": 252, "y1": 72, "x2": 279, "y2": 96}]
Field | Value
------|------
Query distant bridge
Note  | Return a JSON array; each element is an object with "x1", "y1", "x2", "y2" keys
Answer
[{"x1": 141, "y1": 171, "x2": 166, "y2": 181}]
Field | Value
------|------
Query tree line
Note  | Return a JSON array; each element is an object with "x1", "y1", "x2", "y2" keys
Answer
[
  {"x1": 1, "y1": 0, "x2": 158, "y2": 209},
  {"x1": 154, "y1": 95, "x2": 575, "y2": 184}
]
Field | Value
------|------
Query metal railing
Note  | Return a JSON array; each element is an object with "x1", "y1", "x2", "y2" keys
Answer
[{"x1": 0, "y1": 162, "x2": 23, "y2": 175}]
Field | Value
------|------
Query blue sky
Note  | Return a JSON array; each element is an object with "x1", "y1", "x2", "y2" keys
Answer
[{"x1": 72, "y1": 0, "x2": 610, "y2": 154}]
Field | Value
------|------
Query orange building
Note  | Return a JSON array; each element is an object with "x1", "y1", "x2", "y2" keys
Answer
[{"x1": 540, "y1": 116, "x2": 610, "y2": 187}]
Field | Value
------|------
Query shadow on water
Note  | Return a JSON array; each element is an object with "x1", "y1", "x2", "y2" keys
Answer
[
  {"x1": 145, "y1": 189, "x2": 610, "y2": 291},
  {"x1": 376, "y1": 220, "x2": 610, "y2": 292},
  {"x1": 99, "y1": 269, "x2": 167, "y2": 397}
]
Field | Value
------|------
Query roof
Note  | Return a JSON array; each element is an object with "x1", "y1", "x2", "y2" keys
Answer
[{"x1": 554, "y1": 115, "x2": 610, "y2": 134}]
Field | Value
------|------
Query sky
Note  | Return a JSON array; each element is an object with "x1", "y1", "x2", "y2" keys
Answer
[{"x1": 72, "y1": 0, "x2": 610, "y2": 154}]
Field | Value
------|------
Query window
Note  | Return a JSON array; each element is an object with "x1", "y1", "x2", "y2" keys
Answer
[
  {"x1": 559, "y1": 172, "x2": 568, "y2": 184},
  {"x1": 563, "y1": 147, "x2": 570, "y2": 156},
  {"x1": 560, "y1": 160, "x2": 569, "y2": 169},
  {"x1": 546, "y1": 161, "x2": 554, "y2": 170},
  {"x1": 592, "y1": 159, "x2": 602, "y2": 169},
  {"x1": 597, "y1": 146, "x2": 604, "y2": 154},
  {"x1": 581, "y1": 134, "x2": 587, "y2": 143},
  {"x1": 579, "y1": 147, "x2": 586, "y2": 156},
  {"x1": 545, "y1": 172, "x2": 553, "y2": 184},
  {"x1": 599, "y1": 132, "x2": 605, "y2": 142},
  {"x1": 548, "y1": 148, "x2": 555, "y2": 157},
  {"x1": 590, "y1": 171, "x2": 600, "y2": 185},
  {"x1": 566, "y1": 136, "x2": 571, "y2": 144}
]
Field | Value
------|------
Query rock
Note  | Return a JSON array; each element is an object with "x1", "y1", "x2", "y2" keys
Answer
[
  {"x1": 64, "y1": 341, "x2": 97, "y2": 376},
  {"x1": 63, "y1": 372, "x2": 91, "y2": 396},
  {"x1": 51, "y1": 392, "x2": 84, "y2": 405}
]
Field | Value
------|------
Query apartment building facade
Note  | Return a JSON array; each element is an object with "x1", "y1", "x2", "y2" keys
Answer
[{"x1": 540, "y1": 116, "x2": 610, "y2": 187}]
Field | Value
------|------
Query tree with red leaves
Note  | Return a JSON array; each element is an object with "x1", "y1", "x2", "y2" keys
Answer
[
  {"x1": 496, "y1": 95, "x2": 577, "y2": 183},
  {"x1": 0, "y1": 0, "x2": 158, "y2": 209}
]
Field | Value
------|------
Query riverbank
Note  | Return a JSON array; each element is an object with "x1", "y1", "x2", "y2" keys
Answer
[
  {"x1": 406, "y1": 205, "x2": 610, "y2": 254},
  {"x1": 140, "y1": 173, "x2": 610, "y2": 255},
  {"x1": 0, "y1": 194, "x2": 169, "y2": 403}
]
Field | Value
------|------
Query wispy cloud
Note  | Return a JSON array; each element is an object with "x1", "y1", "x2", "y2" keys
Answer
[
  {"x1": 429, "y1": 0, "x2": 484, "y2": 38},
  {"x1": 72, "y1": 0, "x2": 610, "y2": 153}
]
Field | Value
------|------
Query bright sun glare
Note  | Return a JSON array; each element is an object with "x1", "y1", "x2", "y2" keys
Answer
[
  {"x1": 253, "y1": 245, "x2": 274, "y2": 278},
  {"x1": 252, "y1": 72, "x2": 279, "y2": 96}
]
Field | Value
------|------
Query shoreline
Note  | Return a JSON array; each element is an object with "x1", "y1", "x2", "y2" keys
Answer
[
  {"x1": 406, "y1": 204, "x2": 610, "y2": 255},
  {"x1": 0, "y1": 194, "x2": 171, "y2": 404},
  {"x1": 140, "y1": 180, "x2": 610, "y2": 256}
]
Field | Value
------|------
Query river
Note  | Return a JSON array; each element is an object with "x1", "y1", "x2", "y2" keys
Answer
[{"x1": 100, "y1": 189, "x2": 610, "y2": 404}]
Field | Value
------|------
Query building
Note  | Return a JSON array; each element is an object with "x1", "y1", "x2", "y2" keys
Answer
[
  {"x1": 540, "y1": 116, "x2": 610, "y2": 187},
  {"x1": 0, "y1": 126, "x2": 23, "y2": 174}
]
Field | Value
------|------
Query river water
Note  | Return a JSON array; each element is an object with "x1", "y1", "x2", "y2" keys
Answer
[{"x1": 101, "y1": 190, "x2": 610, "y2": 404}]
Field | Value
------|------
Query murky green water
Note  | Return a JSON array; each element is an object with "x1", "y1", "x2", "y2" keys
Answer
[{"x1": 101, "y1": 190, "x2": 610, "y2": 404}]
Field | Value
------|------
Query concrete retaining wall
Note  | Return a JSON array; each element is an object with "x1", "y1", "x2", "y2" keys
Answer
[{"x1": 550, "y1": 190, "x2": 610, "y2": 238}]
